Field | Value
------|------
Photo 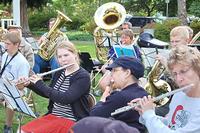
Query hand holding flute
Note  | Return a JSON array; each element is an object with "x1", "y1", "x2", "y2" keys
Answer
[
  {"x1": 15, "y1": 63, "x2": 74, "y2": 90},
  {"x1": 16, "y1": 74, "x2": 42, "y2": 90},
  {"x1": 111, "y1": 84, "x2": 193, "y2": 116}
]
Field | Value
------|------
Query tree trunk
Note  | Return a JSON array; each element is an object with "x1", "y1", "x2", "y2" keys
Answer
[
  {"x1": 177, "y1": 0, "x2": 187, "y2": 25},
  {"x1": 20, "y1": 0, "x2": 31, "y2": 36}
]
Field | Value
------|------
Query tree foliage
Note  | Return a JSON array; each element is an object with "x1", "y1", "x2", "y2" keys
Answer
[
  {"x1": 0, "y1": 0, "x2": 50, "y2": 8},
  {"x1": 189, "y1": 0, "x2": 200, "y2": 17},
  {"x1": 123, "y1": 0, "x2": 165, "y2": 16}
]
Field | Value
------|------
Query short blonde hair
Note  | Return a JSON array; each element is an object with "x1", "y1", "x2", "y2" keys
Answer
[
  {"x1": 4, "y1": 32, "x2": 21, "y2": 45},
  {"x1": 167, "y1": 45, "x2": 200, "y2": 78},
  {"x1": 56, "y1": 41, "x2": 80, "y2": 64},
  {"x1": 121, "y1": 29, "x2": 134, "y2": 40},
  {"x1": 170, "y1": 26, "x2": 190, "y2": 40}
]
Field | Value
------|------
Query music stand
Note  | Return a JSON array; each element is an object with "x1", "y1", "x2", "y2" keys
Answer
[{"x1": 0, "y1": 77, "x2": 37, "y2": 132}]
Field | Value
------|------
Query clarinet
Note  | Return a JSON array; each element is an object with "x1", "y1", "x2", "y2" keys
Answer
[{"x1": 111, "y1": 84, "x2": 193, "y2": 116}]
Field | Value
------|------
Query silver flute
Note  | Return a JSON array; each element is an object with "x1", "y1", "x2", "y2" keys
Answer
[
  {"x1": 37, "y1": 63, "x2": 74, "y2": 77},
  {"x1": 111, "y1": 84, "x2": 193, "y2": 116}
]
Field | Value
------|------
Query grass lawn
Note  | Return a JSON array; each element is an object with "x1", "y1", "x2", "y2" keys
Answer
[{"x1": 0, "y1": 41, "x2": 100, "y2": 132}]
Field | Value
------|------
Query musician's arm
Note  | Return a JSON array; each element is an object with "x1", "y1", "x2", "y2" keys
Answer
[
  {"x1": 90, "y1": 92, "x2": 126, "y2": 117},
  {"x1": 38, "y1": 33, "x2": 47, "y2": 45},
  {"x1": 31, "y1": 69, "x2": 90, "y2": 104},
  {"x1": 141, "y1": 109, "x2": 200, "y2": 133},
  {"x1": 27, "y1": 80, "x2": 49, "y2": 98}
]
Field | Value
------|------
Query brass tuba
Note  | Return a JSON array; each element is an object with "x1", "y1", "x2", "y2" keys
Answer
[
  {"x1": 93, "y1": 2, "x2": 126, "y2": 63},
  {"x1": 38, "y1": 10, "x2": 72, "y2": 60},
  {"x1": 145, "y1": 60, "x2": 171, "y2": 106}
]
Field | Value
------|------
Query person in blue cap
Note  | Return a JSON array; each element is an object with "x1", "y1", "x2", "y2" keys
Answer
[{"x1": 90, "y1": 56, "x2": 148, "y2": 133}]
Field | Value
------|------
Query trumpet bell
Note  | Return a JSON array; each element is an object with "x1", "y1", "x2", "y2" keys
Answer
[{"x1": 94, "y1": 2, "x2": 126, "y2": 30}]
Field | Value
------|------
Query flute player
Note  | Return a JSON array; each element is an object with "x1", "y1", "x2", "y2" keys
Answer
[
  {"x1": 16, "y1": 41, "x2": 91, "y2": 133},
  {"x1": 90, "y1": 56, "x2": 148, "y2": 133},
  {"x1": 130, "y1": 45, "x2": 200, "y2": 133}
]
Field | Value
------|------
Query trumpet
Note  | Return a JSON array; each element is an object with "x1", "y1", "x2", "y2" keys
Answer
[{"x1": 111, "y1": 84, "x2": 193, "y2": 116}]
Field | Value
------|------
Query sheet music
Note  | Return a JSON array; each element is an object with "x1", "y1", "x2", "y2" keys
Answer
[
  {"x1": 113, "y1": 45, "x2": 137, "y2": 58},
  {"x1": 0, "y1": 78, "x2": 36, "y2": 118}
]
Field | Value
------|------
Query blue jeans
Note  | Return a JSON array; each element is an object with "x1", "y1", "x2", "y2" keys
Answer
[{"x1": 33, "y1": 54, "x2": 59, "y2": 74}]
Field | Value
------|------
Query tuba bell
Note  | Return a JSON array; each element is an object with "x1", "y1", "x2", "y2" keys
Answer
[
  {"x1": 38, "y1": 10, "x2": 72, "y2": 61},
  {"x1": 93, "y1": 2, "x2": 126, "y2": 63}
]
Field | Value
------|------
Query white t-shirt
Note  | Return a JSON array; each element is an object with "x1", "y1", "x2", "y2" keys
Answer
[
  {"x1": 1, "y1": 52, "x2": 30, "y2": 81},
  {"x1": 140, "y1": 91, "x2": 200, "y2": 133}
]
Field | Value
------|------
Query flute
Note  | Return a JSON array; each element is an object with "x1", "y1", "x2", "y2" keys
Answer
[
  {"x1": 37, "y1": 63, "x2": 74, "y2": 77},
  {"x1": 111, "y1": 84, "x2": 193, "y2": 116},
  {"x1": 16, "y1": 63, "x2": 74, "y2": 87}
]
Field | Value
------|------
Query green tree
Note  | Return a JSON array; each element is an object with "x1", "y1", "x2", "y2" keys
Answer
[
  {"x1": 0, "y1": 0, "x2": 51, "y2": 33},
  {"x1": 189, "y1": 0, "x2": 200, "y2": 17},
  {"x1": 123, "y1": 0, "x2": 164, "y2": 16}
]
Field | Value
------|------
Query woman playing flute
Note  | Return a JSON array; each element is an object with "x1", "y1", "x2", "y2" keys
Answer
[
  {"x1": 130, "y1": 45, "x2": 200, "y2": 133},
  {"x1": 17, "y1": 41, "x2": 91, "y2": 133}
]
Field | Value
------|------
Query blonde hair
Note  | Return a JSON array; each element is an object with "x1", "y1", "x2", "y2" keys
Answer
[
  {"x1": 170, "y1": 26, "x2": 190, "y2": 40},
  {"x1": 4, "y1": 32, "x2": 21, "y2": 45},
  {"x1": 121, "y1": 29, "x2": 134, "y2": 40},
  {"x1": 56, "y1": 41, "x2": 80, "y2": 64},
  {"x1": 167, "y1": 45, "x2": 200, "y2": 77}
]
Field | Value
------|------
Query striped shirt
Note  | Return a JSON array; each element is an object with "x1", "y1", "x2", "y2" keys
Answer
[{"x1": 51, "y1": 71, "x2": 76, "y2": 121}]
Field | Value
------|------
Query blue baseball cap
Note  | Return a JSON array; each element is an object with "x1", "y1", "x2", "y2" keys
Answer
[{"x1": 106, "y1": 56, "x2": 144, "y2": 79}]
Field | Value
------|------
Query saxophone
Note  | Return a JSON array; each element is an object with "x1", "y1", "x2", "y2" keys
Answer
[
  {"x1": 145, "y1": 60, "x2": 171, "y2": 106},
  {"x1": 38, "y1": 10, "x2": 72, "y2": 60}
]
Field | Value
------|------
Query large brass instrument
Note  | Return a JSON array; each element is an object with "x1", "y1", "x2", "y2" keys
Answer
[
  {"x1": 145, "y1": 60, "x2": 171, "y2": 106},
  {"x1": 0, "y1": 27, "x2": 7, "y2": 41},
  {"x1": 93, "y1": 2, "x2": 126, "y2": 63},
  {"x1": 38, "y1": 10, "x2": 72, "y2": 60}
]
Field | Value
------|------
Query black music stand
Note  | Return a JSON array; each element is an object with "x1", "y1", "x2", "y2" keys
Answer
[{"x1": 0, "y1": 77, "x2": 36, "y2": 132}]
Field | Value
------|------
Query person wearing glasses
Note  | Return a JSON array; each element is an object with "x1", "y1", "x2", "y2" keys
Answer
[
  {"x1": 17, "y1": 41, "x2": 91, "y2": 133},
  {"x1": 100, "y1": 29, "x2": 142, "y2": 92},
  {"x1": 107, "y1": 29, "x2": 142, "y2": 61},
  {"x1": 130, "y1": 45, "x2": 200, "y2": 133},
  {"x1": 0, "y1": 32, "x2": 30, "y2": 133},
  {"x1": 90, "y1": 56, "x2": 148, "y2": 133}
]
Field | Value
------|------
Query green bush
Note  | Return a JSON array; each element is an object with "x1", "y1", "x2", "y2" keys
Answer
[
  {"x1": 154, "y1": 19, "x2": 181, "y2": 42},
  {"x1": 190, "y1": 19, "x2": 200, "y2": 35}
]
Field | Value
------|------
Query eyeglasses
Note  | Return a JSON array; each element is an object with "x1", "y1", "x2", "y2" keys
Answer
[{"x1": 172, "y1": 67, "x2": 191, "y2": 79}]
